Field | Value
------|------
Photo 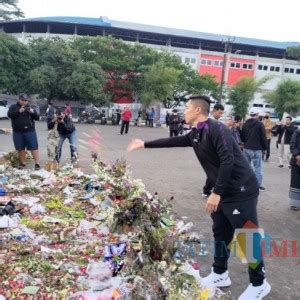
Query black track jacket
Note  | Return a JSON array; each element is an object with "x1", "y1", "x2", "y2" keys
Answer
[{"x1": 144, "y1": 119, "x2": 258, "y2": 202}]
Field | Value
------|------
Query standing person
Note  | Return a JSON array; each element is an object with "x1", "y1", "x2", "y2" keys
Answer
[
  {"x1": 241, "y1": 109, "x2": 267, "y2": 192},
  {"x1": 262, "y1": 113, "x2": 272, "y2": 162},
  {"x1": 116, "y1": 108, "x2": 121, "y2": 125},
  {"x1": 7, "y1": 94, "x2": 41, "y2": 170},
  {"x1": 169, "y1": 109, "x2": 181, "y2": 137},
  {"x1": 211, "y1": 103, "x2": 224, "y2": 120},
  {"x1": 48, "y1": 109, "x2": 78, "y2": 164},
  {"x1": 289, "y1": 129, "x2": 300, "y2": 211},
  {"x1": 127, "y1": 95, "x2": 270, "y2": 300},
  {"x1": 149, "y1": 108, "x2": 155, "y2": 127},
  {"x1": 145, "y1": 110, "x2": 150, "y2": 127},
  {"x1": 64, "y1": 103, "x2": 72, "y2": 118},
  {"x1": 120, "y1": 106, "x2": 132, "y2": 135},
  {"x1": 226, "y1": 116, "x2": 242, "y2": 146},
  {"x1": 46, "y1": 102, "x2": 56, "y2": 130},
  {"x1": 277, "y1": 116, "x2": 297, "y2": 168},
  {"x1": 165, "y1": 111, "x2": 170, "y2": 127}
]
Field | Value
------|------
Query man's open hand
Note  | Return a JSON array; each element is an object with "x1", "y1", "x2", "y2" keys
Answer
[
  {"x1": 127, "y1": 139, "x2": 145, "y2": 152},
  {"x1": 205, "y1": 193, "x2": 221, "y2": 213}
]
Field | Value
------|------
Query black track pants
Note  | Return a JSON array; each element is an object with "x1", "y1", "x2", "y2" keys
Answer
[{"x1": 211, "y1": 196, "x2": 265, "y2": 286}]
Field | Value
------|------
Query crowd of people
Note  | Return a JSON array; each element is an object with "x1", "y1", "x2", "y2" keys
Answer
[{"x1": 2, "y1": 94, "x2": 300, "y2": 212}]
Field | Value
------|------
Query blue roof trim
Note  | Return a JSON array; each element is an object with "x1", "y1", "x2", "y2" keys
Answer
[
  {"x1": 25, "y1": 16, "x2": 112, "y2": 27},
  {"x1": 6, "y1": 16, "x2": 300, "y2": 50}
]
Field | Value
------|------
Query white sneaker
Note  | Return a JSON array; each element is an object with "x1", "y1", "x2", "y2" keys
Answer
[
  {"x1": 239, "y1": 279, "x2": 271, "y2": 300},
  {"x1": 201, "y1": 268, "x2": 231, "y2": 288}
]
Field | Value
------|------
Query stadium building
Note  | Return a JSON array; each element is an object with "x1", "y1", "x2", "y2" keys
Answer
[{"x1": 1, "y1": 16, "x2": 300, "y2": 114}]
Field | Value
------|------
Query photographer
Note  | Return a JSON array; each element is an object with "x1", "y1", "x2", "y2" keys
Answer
[
  {"x1": 7, "y1": 94, "x2": 41, "y2": 170},
  {"x1": 48, "y1": 109, "x2": 78, "y2": 164}
]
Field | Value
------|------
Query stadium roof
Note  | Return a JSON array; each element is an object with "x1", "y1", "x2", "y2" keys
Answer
[{"x1": 1, "y1": 16, "x2": 300, "y2": 57}]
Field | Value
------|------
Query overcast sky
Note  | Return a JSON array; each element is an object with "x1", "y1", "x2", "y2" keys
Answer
[{"x1": 18, "y1": 0, "x2": 299, "y2": 42}]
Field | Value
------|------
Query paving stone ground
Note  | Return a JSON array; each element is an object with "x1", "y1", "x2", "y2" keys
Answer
[{"x1": 1, "y1": 119, "x2": 299, "y2": 299}]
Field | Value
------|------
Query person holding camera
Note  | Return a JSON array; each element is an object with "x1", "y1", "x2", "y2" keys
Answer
[
  {"x1": 7, "y1": 94, "x2": 41, "y2": 170},
  {"x1": 48, "y1": 109, "x2": 78, "y2": 164}
]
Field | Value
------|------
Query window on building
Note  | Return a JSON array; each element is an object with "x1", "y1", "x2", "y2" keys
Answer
[
  {"x1": 265, "y1": 104, "x2": 271, "y2": 108},
  {"x1": 207, "y1": 60, "x2": 212, "y2": 65},
  {"x1": 289, "y1": 68, "x2": 294, "y2": 73},
  {"x1": 258, "y1": 65, "x2": 263, "y2": 70},
  {"x1": 236, "y1": 63, "x2": 241, "y2": 68},
  {"x1": 191, "y1": 58, "x2": 196, "y2": 64},
  {"x1": 248, "y1": 64, "x2": 253, "y2": 69},
  {"x1": 185, "y1": 57, "x2": 190, "y2": 64},
  {"x1": 297, "y1": 69, "x2": 300, "y2": 74},
  {"x1": 220, "y1": 61, "x2": 224, "y2": 66},
  {"x1": 243, "y1": 64, "x2": 248, "y2": 69},
  {"x1": 263, "y1": 66, "x2": 268, "y2": 71},
  {"x1": 214, "y1": 61, "x2": 220, "y2": 66},
  {"x1": 284, "y1": 67, "x2": 289, "y2": 73},
  {"x1": 270, "y1": 66, "x2": 275, "y2": 71},
  {"x1": 275, "y1": 67, "x2": 280, "y2": 72},
  {"x1": 253, "y1": 104, "x2": 259, "y2": 107},
  {"x1": 201, "y1": 59, "x2": 206, "y2": 65},
  {"x1": 230, "y1": 62, "x2": 235, "y2": 68}
]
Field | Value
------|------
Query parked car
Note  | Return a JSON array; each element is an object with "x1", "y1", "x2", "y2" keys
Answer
[{"x1": 0, "y1": 101, "x2": 8, "y2": 119}]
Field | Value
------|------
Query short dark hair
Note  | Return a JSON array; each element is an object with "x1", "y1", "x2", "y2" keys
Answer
[
  {"x1": 234, "y1": 115, "x2": 242, "y2": 122},
  {"x1": 188, "y1": 94, "x2": 212, "y2": 116},
  {"x1": 213, "y1": 103, "x2": 224, "y2": 111},
  {"x1": 286, "y1": 116, "x2": 292, "y2": 120}
]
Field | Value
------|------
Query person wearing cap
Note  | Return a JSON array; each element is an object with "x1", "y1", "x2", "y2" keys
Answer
[
  {"x1": 48, "y1": 109, "x2": 78, "y2": 164},
  {"x1": 241, "y1": 109, "x2": 268, "y2": 192},
  {"x1": 127, "y1": 94, "x2": 270, "y2": 300},
  {"x1": 7, "y1": 94, "x2": 41, "y2": 170},
  {"x1": 276, "y1": 116, "x2": 297, "y2": 168}
]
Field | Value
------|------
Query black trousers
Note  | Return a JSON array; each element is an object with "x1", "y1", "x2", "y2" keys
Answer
[
  {"x1": 170, "y1": 129, "x2": 179, "y2": 137},
  {"x1": 211, "y1": 196, "x2": 265, "y2": 286},
  {"x1": 149, "y1": 119, "x2": 154, "y2": 127},
  {"x1": 266, "y1": 139, "x2": 271, "y2": 160},
  {"x1": 120, "y1": 121, "x2": 129, "y2": 134}
]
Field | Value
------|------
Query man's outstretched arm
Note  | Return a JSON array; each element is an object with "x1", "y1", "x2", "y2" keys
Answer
[{"x1": 127, "y1": 135, "x2": 192, "y2": 152}]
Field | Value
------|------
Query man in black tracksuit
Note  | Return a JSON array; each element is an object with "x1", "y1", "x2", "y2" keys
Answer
[
  {"x1": 127, "y1": 95, "x2": 270, "y2": 300},
  {"x1": 169, "y1": 109, "x2": 181, "y2": 137}
]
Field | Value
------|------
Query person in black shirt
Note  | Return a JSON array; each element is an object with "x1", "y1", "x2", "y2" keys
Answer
[
  {"x1": 241, "y1": 110, "x2": 267, "y2": 192},
  {"x1": 276, "y1": 116, "x2": 297, "y2": 168},
  {"x1": 48, "y1": 109, "x2": 78, "y2": 164},
  {"x1": 127, "y1": 95, "x2": 270, "y2": 300},
  {"x1": 7, "y1": 94, "x2": 41, "y2": 170},
  {"x1": 169, "y1": 109, "x2": 181, "y2": 137}
]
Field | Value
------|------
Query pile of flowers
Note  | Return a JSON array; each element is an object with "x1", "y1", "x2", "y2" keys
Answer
[{"x1": 0, "y1": 154, "x2": 231, "y2": 299}]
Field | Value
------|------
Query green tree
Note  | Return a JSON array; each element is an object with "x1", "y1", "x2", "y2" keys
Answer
[
  {"x1": 264, "y1": 79, "x2": 300, "y2": 118},
  {"x1": 62, "y1": 61, "x2": 108, "y2": 105},
  {"x1": 287, "y1": 46, "x2": 300, "y2": 60},
  {"x1": 141, "y1": 60, "x2": 182, "y2": 108},
  {"x1": 28, "y1": 37, "x2": 80, "y2": 101},
  {"x1": 229, "y1": 76, "x2": 269, "y2": 118},
  {"x1": 0, "y1": 0, "x2": 24, "y2": 20},
  {"x1": 0, "y1": 32, "x2": 33, "y2": 94}
]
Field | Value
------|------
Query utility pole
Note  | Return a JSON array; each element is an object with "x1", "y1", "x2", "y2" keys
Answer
[{"x1": 219, "y1": 36, "x2": 235, "y2": 103}]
